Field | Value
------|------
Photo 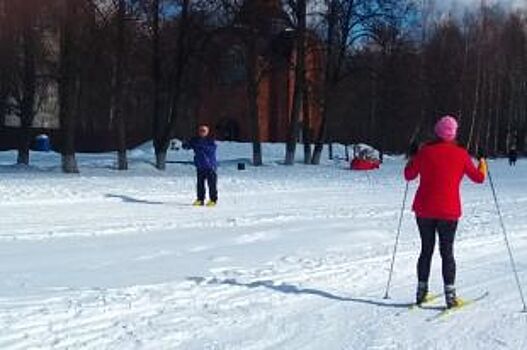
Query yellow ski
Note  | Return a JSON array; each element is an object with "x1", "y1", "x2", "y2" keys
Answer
[
  {"x1": 426, "y1": 291, "x2": 489, "y2": 322},
  {"x1": 409, "y1": 293, "x2": 440, "y2": 310}
]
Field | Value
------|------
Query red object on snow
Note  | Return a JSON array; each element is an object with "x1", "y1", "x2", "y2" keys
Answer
[
  {"x1": 404, "y1": 141, "x2": 485, "y2": 220},
  {"x1": 351, "y1": 158, "x2": 381, "y2": 171}
]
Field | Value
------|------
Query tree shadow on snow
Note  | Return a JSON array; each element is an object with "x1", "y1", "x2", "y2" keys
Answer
[
  {"x1": 187, "y1": 277, "x2": 414, "y2": 309},
  {"x1": 105, "y1": 194, "x2": 164, "y2": 205}
]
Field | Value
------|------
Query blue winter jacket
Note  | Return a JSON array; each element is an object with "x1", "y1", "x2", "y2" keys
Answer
[{"x1": 183, "y1": 137, "x2": 218, "y2": 170}]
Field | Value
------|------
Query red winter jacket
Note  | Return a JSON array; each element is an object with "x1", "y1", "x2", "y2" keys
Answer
[{"x1": 404, "y1": 141, "x2": 485, "y2": 220}]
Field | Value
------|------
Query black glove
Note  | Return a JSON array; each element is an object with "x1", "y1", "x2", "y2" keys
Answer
[{"x1": 477, "y1": 148, "x2": 487, "y2": 160}]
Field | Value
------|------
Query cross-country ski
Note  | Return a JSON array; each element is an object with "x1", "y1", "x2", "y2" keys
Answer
[{"x1": 425, "y1": 291, "x2": 491, "y2": 322}]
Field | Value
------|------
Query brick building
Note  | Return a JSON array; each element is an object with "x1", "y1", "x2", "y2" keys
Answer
[{"x1": 196, "y1": 0, "x2": 324, "y2": 142}]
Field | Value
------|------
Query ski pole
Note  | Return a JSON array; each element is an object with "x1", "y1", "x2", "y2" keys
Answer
[
  {"x1": 488, "y1": 168, "x2": 527, "y2": 313},
  {"x1": 384, "y1": 181, "x2": 410, "y2": 299}
]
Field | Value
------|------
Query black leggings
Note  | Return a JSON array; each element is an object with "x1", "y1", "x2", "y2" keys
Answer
[
  {"x1": 197, "y1": 169, "x2": 218, "y2": 202},
  {"x1": 417, "y1": 218, "x2": 458, "y2": 286}
]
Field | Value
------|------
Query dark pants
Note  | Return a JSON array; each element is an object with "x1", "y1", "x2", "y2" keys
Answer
[
  {"x1": 417, "y1": 217, "x2": 458, "y2": 286},
  {"x1": 197, "y1": 169, "x2": 218, "y2": 202}
]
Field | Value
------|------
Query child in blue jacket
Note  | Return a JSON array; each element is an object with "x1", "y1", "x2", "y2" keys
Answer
[{"x1": 183, "y1": 125, "x2": 218, "y2": 207}]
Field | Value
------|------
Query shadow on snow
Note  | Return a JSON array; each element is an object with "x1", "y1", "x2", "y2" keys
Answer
[
  {"x1": 105, "y1": 194, "x2": 164, "y2": 205},
  {"x1": 186, "y1": 276, "x2": 414, "y2": 309}
]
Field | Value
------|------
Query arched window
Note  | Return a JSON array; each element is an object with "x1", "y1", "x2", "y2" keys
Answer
[{"x1": 220, "y1": 45, "x2": 247, "y2": 85}]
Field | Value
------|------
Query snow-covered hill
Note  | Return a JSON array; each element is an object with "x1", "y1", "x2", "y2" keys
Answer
[{"x1": 0, "y1": 143, "x2": 526, "y2": 349}]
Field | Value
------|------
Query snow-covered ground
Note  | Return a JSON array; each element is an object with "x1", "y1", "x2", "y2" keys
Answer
[{"x1": 0, "y1": 143, "x2": 526, "y2": 350}]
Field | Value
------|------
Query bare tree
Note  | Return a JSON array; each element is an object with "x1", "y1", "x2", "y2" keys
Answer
[
  {"x1": 302, "y1": 82, "x2": 311, "y2": 163},
  {"x1": 466, "y1": 4, "x2": 485, "y2": 154},
  {"x1": 284, "y1": 0, "x2": 307, "y2": 165},
  {"x1": 4, "y1": 1, "x2": 40, "y2": 165},
  {"x1": 150, "y1": 0, "x2": 163, "y2": 168},
  {"x1": 0, "y1": 0, "x2": 12, "y2": 128},
  {"x1": 151, "y1": 0, "x2": 195, "y2": 170},
  {"x1": 109, "y1": 0, "x2": 128, "y2": 170},
  {"x1": 311, "y1": 0, "x2": 339, "y2": 165},
  {"x1": 311, "y1": 0, "x2": 400, "y2": 164},
  {"x1": 18, "y1": 1, "x2": 38, "y2": 165},
  {"x1": 58, "y1": 0, "x2": 80, "y2": 173},
  {"x1": 245, "y1": 33, "x2": 264, "y2": 166}
]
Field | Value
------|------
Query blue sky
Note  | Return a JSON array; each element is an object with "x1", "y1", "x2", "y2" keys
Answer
[{"x1": 435, "y1": 0, "x2": 526, "y2": 12}]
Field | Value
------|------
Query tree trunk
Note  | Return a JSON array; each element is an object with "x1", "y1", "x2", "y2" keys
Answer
[
  {"x1": 17, "y1": 147, "x2": 30, "y2": 165},
  {"x1": 62, "y1": 154, "x2": 78, "y2": 173},
  {"x1": 303, "y1": 138, "x2": 311, "y2": 164},
  {"x1": 311, "y1": 143, "x2": 324, "y2": 165},
  {"x1": 311, "y1": 0, "x2": 336, "y2": 165},
  {"x1": 59, "y1": 0, "x2": 79, "y2": 174},
  {"x1": 505, "y1": 81, "x2": 515, "y2": 153},
  {"x1": 0, "y1": 89, "x2": 6, "y2": 127},
  {"x1": 0, "y1": 0, "x2": 6, "y2": 127},
  {"x1": 458, "y1": 29, "x2": 470, "y2": 125},
  {"x1": 491, "y1": 75, "x2": 502, "y2": 156},
  {"x1": 483, "y1": 71, "x2": 494, "y2": 155},
  {"x1": 518, "y1": 84, "x2": 527, "y2": 153},
  {"x1": 151, "y1": 0, "x2": 165, "y2": 170},
  {"x1": 311, "y1": 99, "x2": 328, "y2": 165},
  {"x1": 303, "y1": 85, "x2": 311, "y2": 164},
  {"x1": 467, "y1": 53, "x2": 482, "y2": 153},
  {"x1": 117, "y1": 149, "x2": 127, "y2": 170},
  {"x1": 284, "y1": 0, "x2": 306, "y2": 165},
  {"x1": 17, "y1": 127, "x2": 31, "y2": 165},
  {"x1": 154, "y1": 140, "x2": 168, "y2": 171},
  {"x1": 246, "y1": 39, "x2": 262, "y2": 166},
  {"x1": 311, "y1": 90, "x2": 329, "y2": 165},
  {"x1": 155, "y1": 0, "x2": 190, "y2": 170},
  {"x1": 369, "y1": 72, "x2": 378, "y2": 143},
  {"x1": 413, "y1": 1, "x2": 433, "y2": 143},
  {"x1": 155, "y1": 151, "x2": 167, "y2": 171},
  {"x1": 473, "y1": 65, "x2": 488, "y2": 156},
  {"x1": 252, "y1": 142, "x2": 262, "y2": 166},
  {"x1": 18, "y1": 10, "x2": 36, "y2": 165},
  {"x1": 493, "y1": 89, "x2": 500, "y2": 155},
  {"x1": 0, "y1": 66, "x2": 7, "y2": 128},
  {"x1": 111, "y1": 0, "x2": 128, "y2": 170}
]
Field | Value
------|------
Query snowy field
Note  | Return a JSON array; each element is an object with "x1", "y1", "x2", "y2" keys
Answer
[{"x1": 0, "y1": 143, "x2": 526, "y2": 350}]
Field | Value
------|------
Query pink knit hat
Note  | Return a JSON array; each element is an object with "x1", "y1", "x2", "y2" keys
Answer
[{"x1": 434, "y1": 116, "x2": 458, "y2": 142}]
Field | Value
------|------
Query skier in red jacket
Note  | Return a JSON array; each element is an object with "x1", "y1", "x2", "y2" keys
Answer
[{"x1": 404, "y1": 115, "x2": 487, "y2": 308}]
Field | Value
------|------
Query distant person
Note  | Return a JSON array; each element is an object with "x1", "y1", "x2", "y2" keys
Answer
[
  {"x1": 183, "y1": 125, "x2": 218, "y2": 207},
  {"x1": 404, "y1": 116, "x2": 487, "y2": 309},
  {"x1": 509, "y1": 147, "x2": 518, "y2": 167}
]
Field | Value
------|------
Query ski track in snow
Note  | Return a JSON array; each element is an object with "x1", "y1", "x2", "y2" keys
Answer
[{"x1": 0, "y1": 143, "x2": 526, "y2": 349}]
